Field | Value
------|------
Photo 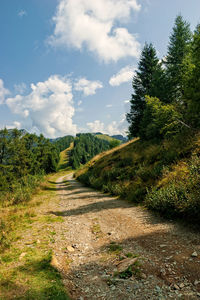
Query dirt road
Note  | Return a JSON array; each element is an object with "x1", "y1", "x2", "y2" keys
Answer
[{"x1": 49, "y1": 173, "x2": 200, "y2": 299}]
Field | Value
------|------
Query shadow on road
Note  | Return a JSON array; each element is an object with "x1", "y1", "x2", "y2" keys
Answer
[{"x1": 48, "y1": 177, "x2": 174, "y2": 227}]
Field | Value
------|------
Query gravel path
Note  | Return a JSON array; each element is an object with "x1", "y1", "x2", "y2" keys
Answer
[{"x1": 49, "y1": 173, "x2": 200, "y2": 299}]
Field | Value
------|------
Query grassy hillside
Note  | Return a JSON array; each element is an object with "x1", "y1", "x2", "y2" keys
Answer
[
  {"x1": 76, "y1": 132, "x2": 200, "y2": 223},
  {"x1": 95, "y1": 134, "x2": 120, "y2": 143},
  {"x1": 69, "y1": 133, "x2": 110, "y2": 169},
  {"x1": 58, "y1": 142, "x2": 74, "y2": 171}
]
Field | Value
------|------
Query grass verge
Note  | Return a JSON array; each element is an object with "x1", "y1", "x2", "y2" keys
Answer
[{"x1": 0, "y1": 172, "x2": 71, "y2": 300}]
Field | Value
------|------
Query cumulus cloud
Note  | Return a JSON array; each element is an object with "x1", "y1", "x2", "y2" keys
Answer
[
  {"x1": 87, "y1": 117, "x2": 128, "y2": 136},
  {"x1": 74, "y1": 78, "x2": 103, "y2": 96},
  {"x1": 6, "y1": 75, "x2": 77, "y2": 138},
  {"x1": 0, "y1": 79, "x2": 10, "y2": 104},
  {"x1": 14, "y1": 82, "x2": 27, "y2": 94},
  {"x1": 13, "y1": 121, "x2": 21, "y2": 129},
  {"x1": 48, "y1": 0, "x2": 141, "y2": 62},
  {"x1": 87, "y1": 120, "x2": 105, "y2": 133},
  {"x1": 106, "y1": 116, "x2": 128, "y2": 135},
  {"x1": 109, "y1": 65, "x2": 135, "y2": 86}
]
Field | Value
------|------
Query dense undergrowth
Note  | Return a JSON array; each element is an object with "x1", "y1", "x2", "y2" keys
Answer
[
  {"x1": 0, "y1": 128, "x2": 60, "y2": 208},
  {"x1": 0, "y1": 173, "x2": 44, "y2": 207},
  {"x1": 76, "y1": 131, "x2": 200, "y2": 223},
  {"x1": 146, "y1": 154, "x2": 200, "y2": 219}
]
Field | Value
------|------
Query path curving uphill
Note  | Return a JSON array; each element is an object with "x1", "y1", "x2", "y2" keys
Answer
[{"x1": 49, "y1": 173, "x2": 200, "y2": 299}]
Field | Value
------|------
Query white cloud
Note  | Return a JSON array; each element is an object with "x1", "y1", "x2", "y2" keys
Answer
[
  {"x1": 0, "y1": 79, "x2": 10, "y2": 104},
  {"x1": 87, "y1": 120, "x2": 105, "y2": 133},
  {"x1": 18, "y1": 10, "x2": 27, "y2": 17},
  {"x1": 106, "y1": 117, "x2": 127, "y2": 136},
  {"x1": 87, "y1": 117, "x2": 128, "y2": 136},
  {"x1": 109, "y1": 65, "x2": 135, "y2": 86},
  {"x1": 106, "y1": 104, "x2": 113, "y2": 108},
  {"x1": 6, "y1": 75, "x2": 77, "y2": 138},
  {"x1": 48, "y1": 0, "x2": 141, "y2": 62},
  {"x1": 13, "y1": 121, "x2": 21, "y2": 129},
  {"x1": 74, "y1": 78, "x2": 103, "y2": 96},
  {"x1": 14, "y1": 82, "x2": 27, "y2": 94},
  {"x1": 107, "y1": 121, "x2": 120, "y2": 135}
]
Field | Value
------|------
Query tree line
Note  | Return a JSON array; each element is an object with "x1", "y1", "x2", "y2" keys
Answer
[
  {"x1": 0, "y1": 128, "x2": 61, "y2": 204},
  {"x1": 0, "y1": 129, "x2": 118, "y2": 204},
  {"x1": 126, "y1": 15, "x2": 200, "y2": 140},
  {"x1": 50, "y1": 135, "x2": 74, "y2": 152},
  {"x1": 69, "y1": 133, "x2": 110, "y2": 169}
]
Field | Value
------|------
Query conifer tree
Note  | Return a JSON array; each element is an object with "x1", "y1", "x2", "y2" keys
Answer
[
  {"x1": 126, "y1": 43, "x2": 162, "y2": 138},
  {"x1": 165, "y1": 15, "x2": 192, "y2": 102},
  {"x1": 184, "y1": 24, "x2": 200, "y2": 127}
]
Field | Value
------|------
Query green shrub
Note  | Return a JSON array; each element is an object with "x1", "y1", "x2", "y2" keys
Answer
[
  {"x1": 145, "y1": 155, "x2": 200, "y2": 220},
  {"x1": 0, "y1": 174, "x2": 44, "y2": 206},
  {"x1": 140, "y1": 96, "x2": 183, "y2": 140}
]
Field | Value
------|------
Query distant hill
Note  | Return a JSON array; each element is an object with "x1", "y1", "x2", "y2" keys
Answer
[
  {"x1": 7, "y1": 128, "x2": 28, "y2": 136},
  {"x1": 93, "y1": 132, "x2": 127, "y2": 143},
  {"x1": 111, "y1": 135, "x2": 127, "y2": 142},
  {"x1": 50, "y1": 135, "x2": 74, "y2": 152},
  {"x1": 0, "y1": 128, "x2": 28, "y2": 139},
  {"x1": 94, "y1": 133, "x2": 118, "y2": 143},
  {"x1": 69, "y1": 133, "x2": 110, "y2": 169}
]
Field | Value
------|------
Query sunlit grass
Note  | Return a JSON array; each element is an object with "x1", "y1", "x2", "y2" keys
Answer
[
  {"x1": 58, "y1": 142, "x2": 73, "y2": 172},
  {"x1": 0, "y1": 172, "x2": 70, "y2": 299}
]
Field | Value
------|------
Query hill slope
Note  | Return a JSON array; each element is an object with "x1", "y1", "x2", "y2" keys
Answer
[
  {"x1": 95, "y1": 133, "x2": 119, "y2": 142},
  {"x1": 76, "y1": 132, "x2": 200, "y2": 223},
  {"x1": 58, "y1": 142, "x2": 74, "y2": 171},
  {"x1": 95, "y1": 133, "x2": 127, "y2": 143},
  {"x1": 69, "y1": 133, "x2": 110, "y2": 169}
]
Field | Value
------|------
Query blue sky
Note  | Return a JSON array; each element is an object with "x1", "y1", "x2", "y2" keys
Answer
[{"x1": 0, "y1": 0, "x2": 200, "y2": 138}]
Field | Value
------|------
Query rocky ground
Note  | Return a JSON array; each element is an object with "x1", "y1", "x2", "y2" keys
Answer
[{"x1": 49, "y1": 173, "x2": 200, "y2": 300}]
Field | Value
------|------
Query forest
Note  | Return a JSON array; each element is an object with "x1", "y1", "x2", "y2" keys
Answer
[
  {"x1": 51, "y1": 135, "x2": 74, "y2": 152},
  {"x1": 0, "y1": 129, "x2": 60, "y2": 205},
  {"x1": 69, "y1": 133, "x2": 111, "y2": 169},
  {"x1": 126, "y1": 15, "x2": 200, "y2": 141},
  {"x1": 0, "y1": 130, "x2": 111, "y2": 206}
]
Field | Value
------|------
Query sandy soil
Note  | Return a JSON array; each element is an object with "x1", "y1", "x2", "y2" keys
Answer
[{"x1": 49, "y1": 173, "x2": 200, "y2": 300}]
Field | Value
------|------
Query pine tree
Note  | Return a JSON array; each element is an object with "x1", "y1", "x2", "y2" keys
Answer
[
  {"x1": 184, "y1": 24, "x2": 200, "y2": 127},
  {"x1": 126, "y1": 43, "x2": 162, "y2": 138},
  {"x1": 0, "y1": 128, "x2": 8, "y2": 164},
  {"x1": 165, "y1": 15, "x2": 192, "y2": 102}
]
